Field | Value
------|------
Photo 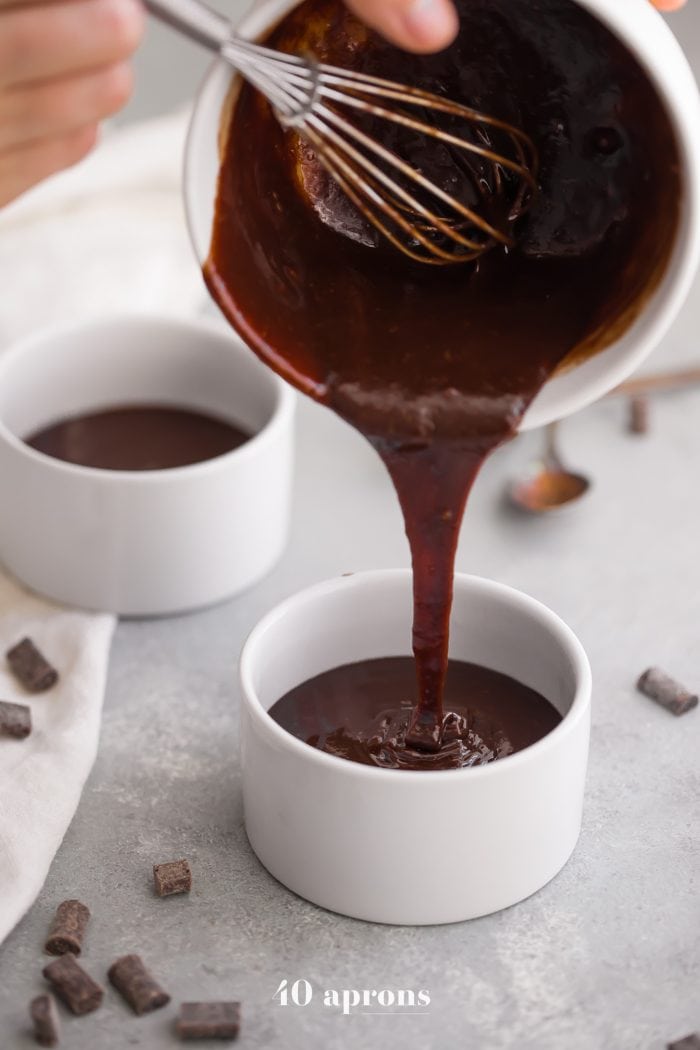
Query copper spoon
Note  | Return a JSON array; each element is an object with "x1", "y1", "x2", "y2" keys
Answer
[
  {"x1": 611, "y1": 364, "x2": 700, "y2": 398},
  {"x1": 510, "y1": 365, "x2": 700, "y2": 514},
  {"x1": 509, "y1": 422, "x2": 590, "y2": 513}
]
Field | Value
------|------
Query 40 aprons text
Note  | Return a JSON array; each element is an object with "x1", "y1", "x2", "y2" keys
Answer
[{"x1": 273, "y1": 978, "x2": 431, "y2": 1015}]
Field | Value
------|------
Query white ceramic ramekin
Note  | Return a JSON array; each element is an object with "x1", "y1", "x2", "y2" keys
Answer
[
  {"x1": 184, "y1": 0, "x2": 700, "y2": 432},
  {"x1": 0, "y1": 314, "x2": 295, "y2": 615},
  {"x1": 240, "y1": 570, "x2": 591, "y2": 925}
]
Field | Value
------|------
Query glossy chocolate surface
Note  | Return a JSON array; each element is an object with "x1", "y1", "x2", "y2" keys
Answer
[
  {"x1": 269, "y1": 657, "x2": 562, "y2": 770},
  {"x1": 26, "y1": 406, "x2": 250, "y2": 471}
]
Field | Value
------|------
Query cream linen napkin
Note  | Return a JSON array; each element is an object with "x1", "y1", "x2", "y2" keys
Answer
[
  {"x1": 0, "y1": 108, "x2": 207, "y2": 943},
  {"x1": 0, "y1": 578, "x2": 114, "y2": 945},
  {"x1": 0, "y1": 109, "x2": 205, "y2": 346}
]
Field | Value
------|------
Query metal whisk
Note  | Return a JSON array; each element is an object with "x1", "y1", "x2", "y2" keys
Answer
[{"x1": 146, "y1": 0, "x2": 538, "y2": 265}]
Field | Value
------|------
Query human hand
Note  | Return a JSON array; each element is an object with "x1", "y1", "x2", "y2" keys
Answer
[
  {"x1": 0, "y1": 0, "x2": 144, "y2": 207},
  {"x1": 344, "y1": 0, "x2": 687, "y2": 53}
]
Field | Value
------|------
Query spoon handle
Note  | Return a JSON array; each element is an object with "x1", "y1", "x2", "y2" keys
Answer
[
  {"x1": 611, "y1": 366, "x2": 700, "y2": 398},
  {"x1": 543, "y1": 421, "x2": 564, "y2": 471},
  {"x1": 143, "y1": 0, "x2": 230, "y2": 52}
]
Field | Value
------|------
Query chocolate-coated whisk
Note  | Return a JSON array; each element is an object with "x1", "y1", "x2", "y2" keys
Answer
[{"x1": 146, "y1": 0, "x2": 538, "y2": 265}]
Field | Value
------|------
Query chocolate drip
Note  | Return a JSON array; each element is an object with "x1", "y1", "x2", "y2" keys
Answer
[{"x1": 206, "y1": 0, "x2": 680, "y2": 750}]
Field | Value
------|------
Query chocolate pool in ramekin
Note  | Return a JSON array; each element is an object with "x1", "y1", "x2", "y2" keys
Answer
[{"x1": 240, "y1": 571, "x2": 591, "y2": 924}]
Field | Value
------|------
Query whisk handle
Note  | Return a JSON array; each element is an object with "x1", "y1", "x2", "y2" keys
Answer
[{"x1": 143, "y1": 0, "x2": 231, "y2": 52}]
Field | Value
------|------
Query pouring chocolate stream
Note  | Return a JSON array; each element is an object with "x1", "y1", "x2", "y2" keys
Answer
[{"x1": 205, "y1": 0, "x2": 680, "y2": 761}]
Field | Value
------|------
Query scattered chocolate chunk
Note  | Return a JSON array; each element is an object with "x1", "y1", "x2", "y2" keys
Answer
[
  {"x1": 629, "y1": 396, "x2": 649, "y2": 435},
  {"x1": 108, "y1": 954, "x2": 171, "y2": 1015},
  {"x1": 29, "y1": 994, "x2": 60, "y2": 1047},
  {"x1": 42, "y1": 954, "x2": 103, "y2": 1015},
  {"x1": 637, "y1": 667, "x2": 698, "y2": 717},
  {"x1": 667, "y1": 1036, "x2": 700, "y2": 1050},
  {"x1": 153, "y1": 858, "x2": 192, "y2": 897},
  {"x1": 6, "y1": 638, "x2": 58, "y2": 693},
  {"x1": 0, "y1": 699, "x2": 31, "y2": 739},
  {"x1": 176, "y1": 1002, "x2": 241, "y2": 1041},
  {"x1": 44, "y1": 900, "x2": 90, "y2": 956}
]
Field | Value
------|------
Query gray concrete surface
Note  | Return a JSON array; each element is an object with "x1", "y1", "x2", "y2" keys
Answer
[
  {"x1": 2, "y1": 376, "x2": 699, "y2": 1050},
  {"x1": 1, "y1": 3, "x2": 700, "y2": 1049}
]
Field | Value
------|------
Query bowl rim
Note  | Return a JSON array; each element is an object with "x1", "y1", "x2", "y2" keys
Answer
[
  {"x1": 239, "y1": 569, "x2": 592, "y2": 783},
  {"x1": 0, "y1": 312, "x2": 296, "y2": 485}
]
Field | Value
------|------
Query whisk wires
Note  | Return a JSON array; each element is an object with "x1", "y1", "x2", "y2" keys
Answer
[{"x1": 223, "y1": 37, "x2": 538, "y2": 266}]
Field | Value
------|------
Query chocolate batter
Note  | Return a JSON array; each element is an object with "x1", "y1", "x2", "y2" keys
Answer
[
  {"x1": 206, "y1": 0, "x2": 680, "y2": 754},
  {"x1": 270, "y1": 658, "x2": 561, "y2": 770},
  {"x1": 26, "y1": 406, "x2": 250, "y2": 471}
]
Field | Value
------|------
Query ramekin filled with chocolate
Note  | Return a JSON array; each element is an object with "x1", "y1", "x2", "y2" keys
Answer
[
  {"x1": 240, "y1": 570, "x2": 591, "y2": 924},
  {"x1": 0, "y1": 315, "x2": 295, "y2": 614}
]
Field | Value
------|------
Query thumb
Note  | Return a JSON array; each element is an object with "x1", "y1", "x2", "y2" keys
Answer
[{"x1": 344, "y1": 0, "x2": 459, "y2": 53}]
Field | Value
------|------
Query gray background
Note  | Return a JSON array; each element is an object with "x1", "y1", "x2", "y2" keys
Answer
[
  {"x1": 2, "y1": 2, "x2": 700, "y2": 1049},
  {"x1": 122, "y1": 0, "x2": 700, "y2": 122}
]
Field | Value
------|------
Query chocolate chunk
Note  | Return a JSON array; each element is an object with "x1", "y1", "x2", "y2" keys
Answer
[
  {"x1": 44, "y1": 900, "x2": 90, "y2": 956},
  {"x1": 42, "y1": 954, "x2": 103, "y2": 1016},
  {"x1": 29, "y1": 994, "x2": 60, "y2": 1047},
  {"x1": 6, "y1": 638, "x2": 58, "y2": 693},
  {"x1": 668, "y1": 1036, "x2": 700, "y2": 1050},
  {"x1": 176, "y1": 1002, "x2": 241, "y2": 1040},
  {"x1": 0, "y1": 699, "x2": 31, "y2": 739},
  {"x1": 637, "y1": 667, "x2": 699, "y2": 717},
  {"x1": 629, "y1": 396, "x2": 649, "y2": 435},
  {"x1": 108, "y1": 954, "x2": 171, "y2": 1015},
  {"x1": 153, "y1": 858, "x2": 192, "y2": 897}
]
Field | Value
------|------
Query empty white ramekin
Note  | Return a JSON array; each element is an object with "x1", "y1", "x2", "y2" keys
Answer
[
  {"x1": 240, "y1": 570, "x2": 591, "y2": 925},
  {"x1": 0, "y1": 314, "x2": 295, "y2": 615}
]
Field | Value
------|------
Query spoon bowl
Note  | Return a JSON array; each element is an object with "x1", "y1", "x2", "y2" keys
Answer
[
  {"x1": 510, "y1": 469, "x2": 591, "y2": 514},
  {"x1": 509, "y1": 423, "x2": 591, "y2": 513}
]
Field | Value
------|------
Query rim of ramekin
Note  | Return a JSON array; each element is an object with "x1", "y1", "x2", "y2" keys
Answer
[{"x1": 0, "y1": 313, "x2": 296, "y2": 484}]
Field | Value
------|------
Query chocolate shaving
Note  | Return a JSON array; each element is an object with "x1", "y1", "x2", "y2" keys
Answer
[
  {"x1": 153, "y1": 858, "x2": 192, "y2": 897},
  {"x1": 637, "y1": 667, "x2": 698, "y2": 717},
  {"x1": 29, "y1": 994, "x2": 60, "y2": 1047},
  {"x1": 108, "y1": 954, "x2": 171, "y2": 1015},
  {"x1": 42, "y1": 954, "x2": 103, "y2": 1016},
  {"x1": 44, "y1": 900, "x2": 90, "y2": 956},
  {"x1": 667, "y1": 1036, "x2": 700, "y2": 1050},
  {"x1": 176, "y1": 1002, "x2": 241, "y2": 1040},
  {"x1": 6, "y1": 638, "x2": 58, "y2": 693},
  {"x1": 0, "y1": 699, "x2": 31, "y2": 739}
]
